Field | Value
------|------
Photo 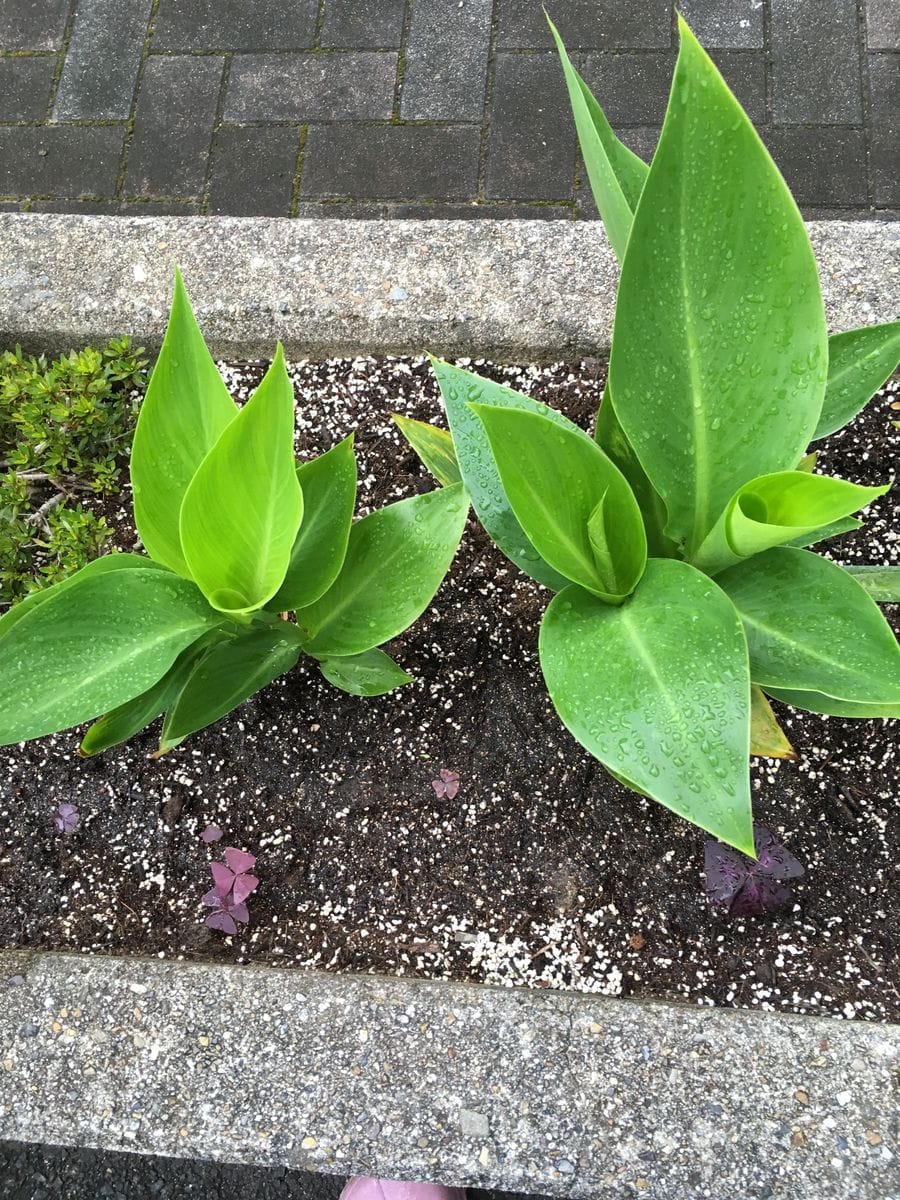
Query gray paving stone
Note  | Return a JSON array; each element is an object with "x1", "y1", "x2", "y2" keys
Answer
[
  {"x1": 301, "y1": 125, "x2": 482, "y2": 199},
  {"x1": 0, "y1": 126, "x2": 123, "y2": 197},
  {"x1": 763, "y1": 126, "x2": 868, "y2": 206},
  {"x1": 770, "y1": 0, "x2": 863, "y2": 124},
  {"x1": 486, "y1": 52, "x2": 576, "y2": 200},
  {"x1": 867, "y1": 53, "x2": 900, "y2": 204},
  {"x1": 579, "y1": 52, "x2": 675, "y2": 125},
  {"x1": 0, "y1": 0, "x2": 70, "y2": 50},
  {"x1": 679, "y1": 0, "x2": 763, "y2": 49},
  {"x1": 710, "y1": 50, "x2": 767, "y2": 123},
  {"x1": 27, "y1": 199, "x2": 120, "y2": 213},
  {"x1": 124, "y1": 55, "x2": 223, "y2": 198},
  {"x1": 496, "y1": 0, "x2": 672, "y2": 49},
  {"x1": 208, "y1": 126, "x2": 299, "y2": 216},
  {"x1": 225, "y1": 52, "x2": 397, "y2": 122},
  {"x1": 401, "y1": 0, "x2": 492, "y2": 120},
  {"x1": 120, "y1": 200, "x2": 201, "y2": 215},
  {"x1": 0, "y1": 55, "x2": 56, "y2": 121},
  {"x1": 152, "y1": 0, "x2": 318, "y2": 50},
  {"x1": 53, "y1": 0, "x2": 153, "y2": 120},
  {"x1": 320, "y1": 0, "x2": 408, "y2": 48},
  {"x1": 865, "y1": 0, "x2": 900, "y2": 50}
]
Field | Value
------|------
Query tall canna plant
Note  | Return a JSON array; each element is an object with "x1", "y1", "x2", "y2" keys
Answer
[
  {"x1": 0, "y1": 272, "x2": 469, "y2": 755},
  {"x1": 400, "y1": 15, "x2": 900, "y2": 854}
]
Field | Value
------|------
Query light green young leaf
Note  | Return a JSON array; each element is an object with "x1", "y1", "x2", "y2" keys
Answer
[
  {"x1": 269, "y1": 436, "x2": 358, "y2": 612},
  {"x1": 840, "y1": 564, "x2": 900, "y2": 603},
  {"x1": 763, "y1": 687, "x2": 900, "y2": 720},
  {"x1": 813, "y1": 322, "x2": 900, "y2": 440},
  {"x1": 392, "y1": 414, "x2": 462, "y2": 486},
  {"x1": 784, "y1": 515, "x2": 861, "y2": 550},
  {"x1": 539, "y1": 559, "x2": 753, "y2": 854},
  {"x1": 318, "y1": 648, "x2": 413, "y2": 697},
  {"x1": 717, "y1": 548, "x2": 900, "y2": 704},
  {"x1": 547, "y1": 13, "x2": 648, "y2": 261},
  {"x1": 693, "y1": 471, "x2": 888, "y2": 574},
  {"x1": 0, "y1": 568, "x2": 220, "y2": 745},
  {"x1": 130, "y1": 269, "x2": 237, "y2": 576},
  {"x1": 432, "y1": 357, "x2": 581, "y2": 590},
  {"x1": 180, "y1": 346, "x2": 303, "y2": 614},
  {"x1": 470, "y1": 404, "x2": 646, "y2": 602},
  {"x1": 608, "y1": 17, "x2": 827, "y2": 556},
  {"x1": 158, "y1": 624, "x2": 303, "y2": 753},
  {"x1": 296, "y1": 483, "x2": 469, "y2": 657}
]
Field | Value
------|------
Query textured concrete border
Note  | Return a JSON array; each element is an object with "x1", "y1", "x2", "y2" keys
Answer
[
  {"x1": 0, "y1": 214, "x2": 897, "y2": 361},
  {"x1": 1, "y1": 951, "x2": 898, "y2": 1199}
]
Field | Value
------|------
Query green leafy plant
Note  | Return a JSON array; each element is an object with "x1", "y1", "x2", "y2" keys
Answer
[
  {"x1": 0, "y1": 272, "x2": 469, "y2": 755},
  {"x1": 400, "y1": 16, "x2": 900, "y2": 854}
]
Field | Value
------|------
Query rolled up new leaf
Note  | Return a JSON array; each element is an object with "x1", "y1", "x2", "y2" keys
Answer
[
  {"x1": 318, "y1": 648, "x2": 413, "y2": 697},
  {"x1": 539, "y1": 559, "x2": 754, "y2": 854},
  {"x1": 296, "y1": 482, "x2": 469, "y2": 657},
  {"x1": 717, "y1": 547, "x2": 900, "y2": 705},
  {"x1": 608, "y1": 17, "x2": 828, "y2": 556},
  {"x1": 180, "y1": 345, "x2": 303, "y2": 614},
  {"x1": 813, "y1": 322, "x2": 900, "y2": 441},
  {"x1": 0, "y1": 567, "x2": 221, "y2": 745},
  {"x1": 470, "y1": 403, "x2": 646, "y2": 603}
]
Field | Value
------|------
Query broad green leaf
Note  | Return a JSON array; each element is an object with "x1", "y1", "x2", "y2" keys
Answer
[
  {"x1": 813, "y1": 322, "x2": 900, "y2": 440},
  {"x1": 0, "y1": 552, "x2": 152, "y2": 640},
  {"x1": 392, "y1": 414, "x2": 462, "y2": 486},
  {"x1": 763, "y1": 687, "x2": 900, "y2": 720},
  {"x1": 784, "y1": 515, "x2": 861, "y2": 550},
  {"x1": 595, "y1": 385, "x2": 675, "y2": 559},
  {"x1": 297, "y1": 483, "x2": 469, "y2": 657},
  {"x1": 432, "y1": 357, "x2": 580, "y2": 590},
  {"x1": 180, "y1": 346, "x2": 303, "y2": 614},
  {"x1": 539, "y1": 559, "x2": 753, "y2": 853},
  {"x1": 269, "y1": 436, "x2": 358, "y2": 612},
  {"x1": 717, "y1": 548, "x2": 900, "y2": 704},
  {"x1": 0, "y1": 568, "x2": 220, "y2": 745},
  {"x1": 79, "y1": 631, "x2": 225, "y2": 756},
  {"x1": 131, "y1": 269, "x2": 237, "y2": 576},
  {"x1": 608, "y1": 18, "x2": 827, "y2": 556},
  {"x1": 318, "y1": 648, "x2": 413, "y2": 697},
  {"x1": 470, "y1": 404, "x2": 646, "y2": 602},
  {"x1": 841, "y1": 564, "x2": 900, "y2": 603},
  {"x1": 749, "y1": 684, "x2": 795, "y2": 760},
  {"x1": 158, "y1": 624, "x2": 303, "y2": 753},
  {"x1": 547, "y1": 14, "x2": 648, "y2": 261},
  {"x1": 693, "y1": 471, "x2": 888, "y2": 574}
]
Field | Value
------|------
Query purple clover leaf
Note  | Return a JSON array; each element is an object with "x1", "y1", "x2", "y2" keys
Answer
[
  {"x1": 203, "y1": 847, "x2": 258, "y2": 935},
  {"x1": 704, "y1": 825, "x2": 804, "y2": 918},
  {"x1": 52, "y1": 803, "x2": 79, "y2": 835},
  {"x1": 201, "y1": 824, "x2": 223, "y2": 844},
  {"x1": 431, "y1": 768, "x2": 459, "y2": 799}
]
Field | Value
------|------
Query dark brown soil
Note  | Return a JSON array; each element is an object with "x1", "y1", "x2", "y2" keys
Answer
[{"x1": 1, "y1": 356, "x2": 897, "y2": 1022}]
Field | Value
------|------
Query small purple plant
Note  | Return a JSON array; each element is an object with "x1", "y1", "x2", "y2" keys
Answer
[
  {"x1": 52, "y1": 802, "x2": 79, "y2": 835},
  {"x1": 705, "y1": 825, "x2": 804, "y2": 918},
  {"x1": 431, "y1": 768, "x2": 459, "y2": 799},
  {"x1": 201, "y1": 824, "x2": 223, "y2": 844},
  {"x1": 202, "y1": 847, "x2": 259, "y2": 936}
]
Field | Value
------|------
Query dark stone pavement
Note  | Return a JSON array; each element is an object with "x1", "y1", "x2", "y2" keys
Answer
[{"x1": 0, "y1": 0, "x2": 896, "y2": 218}]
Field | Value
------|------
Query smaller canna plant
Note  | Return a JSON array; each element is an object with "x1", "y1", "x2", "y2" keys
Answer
[
  {"x1": 400, "y1": 15, "x2": 900, "y2": 854},
  {"x1": 0, "y1": 272, "x2": 469, "y2": 756}
]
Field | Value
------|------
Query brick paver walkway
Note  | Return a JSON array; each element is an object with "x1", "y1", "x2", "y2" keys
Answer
[{"x1": 0, "y1": 0, "x2": 896, "y2": 218}]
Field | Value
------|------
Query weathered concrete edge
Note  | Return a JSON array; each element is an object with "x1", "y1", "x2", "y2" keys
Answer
[
  {"x1": 0, "y1": 214, "x2": 897, "y2": 361},
  {"x1": 1, "y1": 950, "x2": 897, "y2": 1199}
]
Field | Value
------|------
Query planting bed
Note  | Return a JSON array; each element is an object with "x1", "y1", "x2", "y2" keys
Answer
[{"x1": 1, "y1": 355, "x2": 897, "y2": 1022}]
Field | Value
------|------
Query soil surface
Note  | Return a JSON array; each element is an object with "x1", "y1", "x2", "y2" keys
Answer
[{"x1": 1, "y1": 357, "x2": 897, "y2": 1022}]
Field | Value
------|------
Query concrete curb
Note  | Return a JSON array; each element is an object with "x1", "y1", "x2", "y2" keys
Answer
[
  {"x1": 1, "y1": 951, "x2": 898, "y2": 1199},
  {"x1": 0, "y1": 215, "x2": 897, "y2": 360}
]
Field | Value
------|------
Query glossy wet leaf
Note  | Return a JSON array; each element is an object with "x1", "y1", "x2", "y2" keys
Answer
[
  {"x1": 841, "y1": 563, "x2": 900, "y2": 603},
  {"x1": 318, "y1": 648, "x2": 413, "y2": 697},
  {"x1": 539, "y1": 559, "x2": 753, "y2": 853},
  {"x1": 130, "y1": 269, "x2": 237, "y2": 576},
  {"x1": 784, "y1": 515, "x2": 861, "y2": 550},
  {"x1": 158, "y1": 624, "x2": 303, "y2": 752},
  {"x1": 813, "y1": 321, "x2": 900, "y2": 440},
  {"x1": 392, "y1": 414, "x2": 462, "y2": 486},
  {"x1": 762, "y1": 686, "x2": 900, "y2": 720},
  {"x1": 548, "y1": 13, "x2": 648, "y2": 261},
  {"x1": 180, "y1": 346, "x2": 303, "y2": 614},
  {"x1": 296, "y1": 482, "x2": 469, "y2": 657},
  {"x1": 693, "y1": 471, "x2": 888, "y2": 574},
  {"x1": 471, "y1": 404, "x2": 646, "y2": 602},
  {"x1": 432, "y1": 357, "x2": 580, "y2": 590},
  {"x1": 608, "y1": 19, "x2": 827, "y2": 556},
  {"x1": 0, "y1": 568, "x2": 220, "y2": 745},
  {"x1": 749, "y1": 684, "x2": 795, "y2": 760},
  {"x1": 269, "y1": 435, "x2": 357, "y2": 612},
  {"x1": 717, "y1": 548, "x2": 900, "y2": 704}
]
